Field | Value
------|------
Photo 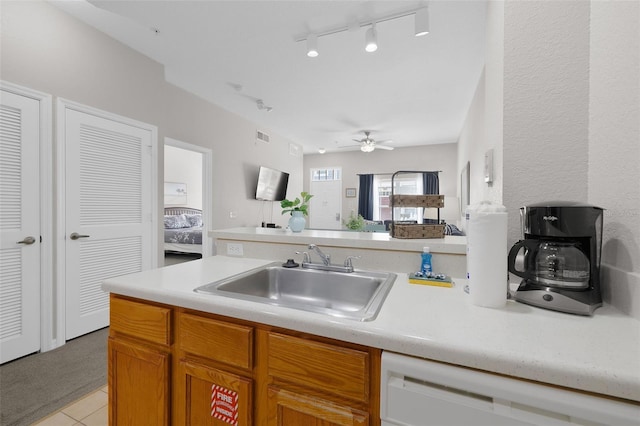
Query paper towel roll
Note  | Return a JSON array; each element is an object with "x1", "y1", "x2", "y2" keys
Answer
[{"x1": 466, "y1": 201, "x2": 508, "y2": 308}]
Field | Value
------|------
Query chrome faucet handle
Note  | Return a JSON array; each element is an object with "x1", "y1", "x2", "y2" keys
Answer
[
  {"x1": 343, "y1": 255, "x2": 361, "y2": 268},
  {"x1": 295, "y1": 251, "x2": 311, "y2": 264}
]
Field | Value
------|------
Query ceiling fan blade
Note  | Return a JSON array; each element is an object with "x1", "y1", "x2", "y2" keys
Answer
[
  {"x1": 376, "y1": 145, "x2": 394, "y2": 151},
  {"x1": 352, "y1": 139, "x2": 363, "y2": 143}
]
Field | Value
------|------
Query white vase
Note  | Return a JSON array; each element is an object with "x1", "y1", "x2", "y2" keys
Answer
[{"x1": 288, "y1": 211, "x2": 306, "y2": 232}]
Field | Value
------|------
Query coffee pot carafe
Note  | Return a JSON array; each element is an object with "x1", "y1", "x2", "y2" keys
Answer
[
  {"x1": 509, "y1": 240, "x2": 590, "y2": 288},
  {"x1": 508, "y1": 202, "x2": 604, "y2": 316}
]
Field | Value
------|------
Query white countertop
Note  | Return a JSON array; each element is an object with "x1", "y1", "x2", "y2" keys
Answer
[
  {"x1": 209, "y1": 227, "x2": 467, "y2": 254},
  {"x1": 102, "y1": 255, "x2": 640, "y2": 403}
]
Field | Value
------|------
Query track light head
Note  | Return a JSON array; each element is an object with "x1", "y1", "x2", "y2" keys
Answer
[
  {"x1": 415, "y1": 7, "x2": 430, "y2": 36},
  {"x1": 365, "y1": 24, "x2": 377, "y2": 53},
  {"x1": 306, "y1": 34, "x2": 319, "y2": 57}
]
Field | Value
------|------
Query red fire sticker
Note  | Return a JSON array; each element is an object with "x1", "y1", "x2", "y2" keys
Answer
[{"x1": 211, "y1": 384, "x2": 239, "y2": 425}]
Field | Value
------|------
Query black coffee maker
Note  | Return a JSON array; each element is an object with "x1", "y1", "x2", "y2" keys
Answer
[{"x1": 508, "y1": 202, "x2": 604, "y2": 315}]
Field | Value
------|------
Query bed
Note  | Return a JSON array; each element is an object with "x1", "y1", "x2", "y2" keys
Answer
[{"x1": 164, "y1": 207, "x2": 203, "y2": 255}]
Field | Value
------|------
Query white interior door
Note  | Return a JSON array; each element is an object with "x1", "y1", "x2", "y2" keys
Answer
[
  {"x1": 0, "y1": 90, "x2": 41, "y2": 363},
  {"x1": 309, "y1": 168, "x2": 342, "y2": 230},
  {"x1": 62, "y1": 105, "x2": 155, "y2": 340}
]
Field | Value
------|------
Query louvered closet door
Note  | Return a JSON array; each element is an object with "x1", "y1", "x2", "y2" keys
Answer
[
  {"x1": 0, "y1": 90, "x2": 40, "y2": 363},
  {"x1": 64, "y1": 109, "x2": 152, "y2": 340}
]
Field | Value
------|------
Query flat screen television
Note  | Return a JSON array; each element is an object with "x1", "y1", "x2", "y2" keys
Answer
[{"x1": 255, "y1": 166, "x2": 289, "y2": 201}]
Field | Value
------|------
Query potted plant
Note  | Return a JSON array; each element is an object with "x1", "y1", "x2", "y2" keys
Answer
[
  {"x1": 343, "y1": 213, "x2": 365, "y2": 231},
  {"x1": 281, "y1": 191, "x2": 313, "y2": 232}
]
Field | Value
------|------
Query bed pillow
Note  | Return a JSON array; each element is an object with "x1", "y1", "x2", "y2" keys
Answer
[
  {"x1": 444, "y1": 223, "x2": 465, "y2": 236},
  {"x1": 185, "y1": 214, "x2": 203, "y2": 228},
  {"x1": 164, "y1": 214, "x2": 190, "y2": 229}
]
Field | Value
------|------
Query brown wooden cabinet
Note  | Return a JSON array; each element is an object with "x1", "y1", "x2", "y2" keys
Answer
[
  {"x1": 108, "y1": 296, "x2": 172, "y2": 426},
  {"x1": 108, "y1": 294, "x2": 380, "y2": 425},
  {"x1": 267, "y1": 386, "x2": 368, "y2": 426}
]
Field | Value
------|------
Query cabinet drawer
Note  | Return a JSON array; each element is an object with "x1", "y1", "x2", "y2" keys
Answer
[
  {"x1": 110, "y1": 296, "x2": 171, "y2": 346},
  {"x1": 178, "y1": 313, "x2": 253, "y2": 370},
  {"x1": 267, "y1": 332, "x2": 369, "y2": 403}
]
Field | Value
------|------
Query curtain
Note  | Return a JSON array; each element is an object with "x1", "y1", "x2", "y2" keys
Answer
[
  {"x1": 423, "y1": 172, "x2": 440, "y2": 224},
  {"x1": 358, "y1": 174, "x2": 374, "y2": 220},
  {"x1": 422, "y1": 172, "x2": 439, "y2": 194}
]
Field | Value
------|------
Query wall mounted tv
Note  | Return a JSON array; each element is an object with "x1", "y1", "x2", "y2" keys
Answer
[{"x1": 255, "y1": 166, "x2": 289, "y2": 201}]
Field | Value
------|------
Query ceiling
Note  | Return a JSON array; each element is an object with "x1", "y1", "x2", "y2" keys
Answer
[{"x1": 50, "y1": 0, "x2": 487, "y2": 154}]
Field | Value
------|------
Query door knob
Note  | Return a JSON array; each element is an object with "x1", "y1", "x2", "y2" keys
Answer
[
  {"x1": 17, "y1": 236, "x2": 36, "y2": 245},
  {"x1": 70, "y1": 232, "x2": 90, "y2": 240}
]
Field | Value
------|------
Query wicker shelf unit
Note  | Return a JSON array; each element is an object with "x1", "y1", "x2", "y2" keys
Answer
[{"x1": 390, "y1": 171, "x2": 445, "y2": 239}]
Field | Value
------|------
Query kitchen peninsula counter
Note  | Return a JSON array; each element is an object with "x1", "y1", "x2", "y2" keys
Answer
[
  {"x1": 102, "y1": 255, "x2": 640, "y2": 403},
  {"x1": 210, "y1": 227, "x2": 467, "y2": 276},
  {"x1": 209, "y1": 226, "x2": 466, "y2": 253}
]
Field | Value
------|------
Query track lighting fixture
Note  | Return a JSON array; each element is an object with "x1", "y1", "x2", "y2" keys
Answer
[
  {"x1": 414, "y1": 7, "x2": 429, "y2": 36},
  {"x1": 306, "y1": 34, "x2": 319, "y2": 57},
  {"x1": 365, "y1": 24, "x2": 377, "y2": 53},
  {"x1": 297, "y1": 4, "x2": 429, "y2": 57}
]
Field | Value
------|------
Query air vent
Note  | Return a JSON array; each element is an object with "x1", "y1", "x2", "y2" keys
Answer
[{"x1": 257, "y1": 130, "x2": 270, "y2": 143}]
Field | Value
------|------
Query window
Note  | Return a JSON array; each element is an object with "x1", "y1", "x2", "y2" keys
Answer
[
  {"x1": 311, "y1": 168, "x2": 341, "y2": 181},
  {"x1": 372, "y1": 174, "x2": 423, "y2": 222}
]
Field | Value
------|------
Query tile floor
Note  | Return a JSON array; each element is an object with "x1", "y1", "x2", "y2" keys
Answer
[{"x1": 31, "y1": 386, "x2": 108, "y2": 426}]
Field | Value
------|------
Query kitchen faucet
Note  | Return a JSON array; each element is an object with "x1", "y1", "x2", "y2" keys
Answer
[
  {"x1": 295, "y1": 244, "x2": 359, "y2": 273},
  {"x1": 308, "y1": 244, "x2": 331, "y2": 266}
]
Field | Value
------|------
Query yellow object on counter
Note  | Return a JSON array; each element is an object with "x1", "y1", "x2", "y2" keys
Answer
[{"x1": 408, "y1": 273, "x2": 454, "y2": 288}]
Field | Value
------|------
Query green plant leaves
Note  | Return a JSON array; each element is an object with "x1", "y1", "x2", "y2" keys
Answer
[{"x1": 281, "y1": 192, "x2": 314, "y2": 216}]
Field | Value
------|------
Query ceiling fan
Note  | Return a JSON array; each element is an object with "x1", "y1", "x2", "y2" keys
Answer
[{"x1": 346, "y1": 131, "x2": 394, "y2": 152}]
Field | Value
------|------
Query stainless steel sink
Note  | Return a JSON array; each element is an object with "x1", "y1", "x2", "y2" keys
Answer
[{"x1": 194, "y1": 263, "x2": 396, "y2": 321}]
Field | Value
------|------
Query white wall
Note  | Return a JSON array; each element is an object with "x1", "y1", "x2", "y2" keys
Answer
[
  {"x1": 304, "y1": 143, "x2": 459, "y2": 226},
  {"x1": 588, "y1": 1, "x2": 640, "y2": 317},
  {"x1": 164, "y1": 145, "x2": 203, "y2": 209},
  {"x1": 502, "y1": 0, "x2": 591, "y2": 242},
  {"x1": 458, "y1": 0, "x2": 639, "y2": 318},
  {"x1": 457, "y1": 1, "x2": 504, "y2": 218},
  {"x1": 0, "y1": 0, "x2": 304, "y2": 262}
]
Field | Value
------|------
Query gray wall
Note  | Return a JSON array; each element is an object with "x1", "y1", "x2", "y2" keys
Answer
[
  {"x1": 304, "y1": 143, "x2": 459, "y2": 227},
  {"x1": 1, "y1": 0, "x2": 304, "y2": 265}
]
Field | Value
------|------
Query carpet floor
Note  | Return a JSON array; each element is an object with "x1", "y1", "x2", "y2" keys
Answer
[{"x1": 0, "y1": 327, "x2": 108, "y2": 426}]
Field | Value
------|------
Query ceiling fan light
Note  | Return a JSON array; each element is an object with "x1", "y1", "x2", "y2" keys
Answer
[
  {"x1": 365, "y1": 25, "x2": 377, "y2": 53},
  {"x1": 361, "y1": 144, "x2": 375, "y2": 153},
  {"x1": 318, "y1": 147, "x2": 326, "y2": 154},
  {"x1": 415, "y1": 7, "x2": 430, "y2": 37},
  {"x1": 306, "y1": 34, "x2": 319, "y2": 57}
]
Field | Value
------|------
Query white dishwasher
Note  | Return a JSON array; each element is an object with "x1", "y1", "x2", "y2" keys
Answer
[{"x1": 381, "y1": 351, "x2": 639, "y2": 426}]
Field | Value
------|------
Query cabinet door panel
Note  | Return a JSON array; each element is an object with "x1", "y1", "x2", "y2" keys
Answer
[
  {"x1": 267, "y1": 386, "x2": 368, "y2": 426},
  {"x1": 108, "y1": 337, "x2": 170, "y2": 426},
  {"x1": 267, "y1": 332, "x2": 369, "y2": 402},
  {"x1": 181, "y1": 360, "x2": 252, "y2": 426}
]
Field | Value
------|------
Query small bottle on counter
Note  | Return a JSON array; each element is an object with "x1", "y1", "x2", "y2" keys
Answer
[{"x1": 420, "y1": 247, "x2": 433, "y2": 275}]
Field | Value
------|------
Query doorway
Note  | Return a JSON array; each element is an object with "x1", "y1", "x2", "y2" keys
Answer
[
  {"x1": 163, "y1": 138, "x2": 213, "y2": 265},
  {"x1": 0, "y1": 82, "x2": 52, "y2": 363},
  {"x1": 309, "y1": 167, "x2": 342, "y2": 230}
]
